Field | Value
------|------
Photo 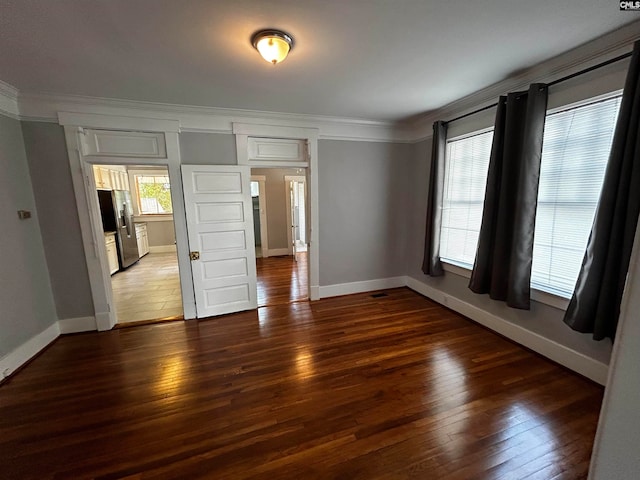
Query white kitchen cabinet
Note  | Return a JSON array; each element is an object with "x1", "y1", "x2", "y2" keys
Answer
[
  {"x1": 93, "y1": 166, "x2": 130, "y2": 191},
  {"x1": 105, "y1": 233, "x2": 119, "y2": 274},
  {"x1": 135, "y1": 223, "x2": 149, "y2": 257},
  {"x1": 94, "y1": 167, "x2": 112, "y2": 190}
]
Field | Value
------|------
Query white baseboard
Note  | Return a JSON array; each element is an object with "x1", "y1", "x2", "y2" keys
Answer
[
  {"x1": 148, "y1": 245, "x2": 177, "y2": 254},
  {"x1": 0, "y1": 322, "x2": 60, "y2": 380},
  {"x1": 266, "y1": 248, "x2": 290, "y2": 257},
  {"x1": 58, "y1": 316, "x2": 97, "y2": 334},
  {"x1": 405, "y1": 276, "x2": 609, "y2": 385},
  {"x1": 309, "y1": 285, "x2": 320, "y2": 301},
  {"x1": 319, "y1": 276, "x2": 406, "y2": 299}
]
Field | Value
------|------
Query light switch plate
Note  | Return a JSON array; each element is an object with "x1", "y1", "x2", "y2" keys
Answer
[{"x1": 17, "y1": 210, "x2": 31, "y2": 220}]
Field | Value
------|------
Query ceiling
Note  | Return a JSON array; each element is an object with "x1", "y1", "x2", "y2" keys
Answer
[{"x1": 0, "y1": 0, "x2": 636, "y2": 122}]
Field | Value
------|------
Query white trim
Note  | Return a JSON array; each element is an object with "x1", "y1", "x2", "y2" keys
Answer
[
  {"x1": 405, "y1": 276, "x2": 608, "y2": 385},
  {"x1": 63, "y1": 126, "x2": 116, "y2": 331},
  {"x1": 266, "y1": 248, "x2": 290, "y2": 257},
  {"x1": 251, "y1": 175, "x2": 269, "y2": 257},
  {"x1": 15, "y1": 94, "x2": 410, "y2": 142},
  {"x1": 442, "y1": 261, "x2": 473, "y2": 278},
  {"x1": 446, "y1": 126, "x2": 495, "y2": 144},
  {"x1": 0, "y1": 323, "x2": 60, "y2": 380},
  {"x1": 149, "y1": 245, "x2": 177, "y2": 254},
  {"x1": 62, "y1": 116, "x2": 197, "y2": 331},
  {"x1": 284, "y1": 175, "x2": 306, "y2": 256},
  {"x1": 310, "y1": 285, "x2": 320, "y2": 300},
  {"x1": 319, "y1": 277, "x2": 406, "y2": 299},
  {"x1": 58, "y1": 111, "x2": 179, "y2": 133},
  {"x1": 235, "y1": 123, "x2": 320, "y2": 301},
  {"x1": 233, "y1": 123, "x2": 318, "y2": 139},
  {"x1": 530, "y1": 288, "x2": 570, "y2": 311},
  {"x1": 0, "y1": 79, "x2": 19, "y2": 119},
  {"x1": 133, "y1": 215, "x2": 173, "y2": 222},
  {"x1": 58, "y1": 316, "x2": 97, "y2": 334},
  {"x1": 546, "y1": 89, "x2": 624, "y2": 116}
]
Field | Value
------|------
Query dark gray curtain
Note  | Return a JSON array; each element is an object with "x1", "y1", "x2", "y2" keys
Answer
[
  {"x1": 564, "y1": 40, "x2": 640, "y2": 341},
  {"x1": 469, "y1": 84, "x2": 548, "y2": 309},
  {"x1": 422, "y1": 121, "x2": 446, "y2": 276}
]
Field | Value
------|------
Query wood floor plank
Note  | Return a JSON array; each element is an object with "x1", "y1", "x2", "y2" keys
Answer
[{"x1": 0, "y1": 285, "x2": 602, "y2": 479}]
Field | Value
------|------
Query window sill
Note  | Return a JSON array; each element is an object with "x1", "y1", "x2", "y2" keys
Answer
[
  {"x1": 441, "y1": 261, "x2": 570, "y2": 311},
  {"x1": 133, "y1": 214, "x2": 174, "y2": 222}
]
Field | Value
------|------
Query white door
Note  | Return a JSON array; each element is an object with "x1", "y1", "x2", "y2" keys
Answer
[{"x1": 182, "y1": 165, "x2": 258, "y2": 318}]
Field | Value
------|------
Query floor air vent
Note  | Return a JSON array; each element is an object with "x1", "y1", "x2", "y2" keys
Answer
[{"x1": 371, "y1": 293, "x2": 388, "y2": 298}]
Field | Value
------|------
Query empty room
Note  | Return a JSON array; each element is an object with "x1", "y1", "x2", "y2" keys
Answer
[{"x1": 1, "y1": 1, "x2": 639, "y2": 479}]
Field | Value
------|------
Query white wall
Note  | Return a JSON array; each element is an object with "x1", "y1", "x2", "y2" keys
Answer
[{"x1": 0, "y1": 114, "x2": 57, "y2": 359}]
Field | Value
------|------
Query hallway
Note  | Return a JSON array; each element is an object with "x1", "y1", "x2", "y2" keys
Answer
[{"x1": 256, "y1": 252, "x2": 308, "y2": 307}]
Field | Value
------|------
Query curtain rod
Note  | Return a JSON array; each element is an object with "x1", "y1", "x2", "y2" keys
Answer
[{"x1": 444, "y1": 50, "x2": 633, "y2": 126}]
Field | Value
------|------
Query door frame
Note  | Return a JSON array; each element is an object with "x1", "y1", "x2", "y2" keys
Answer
[
  {"x1": 284, "y1": 175, "x2": 307, "y2": 256},
  {"x1": 59, "y1": 112, "x2": 196, "y2": 330},
  {"x1": 234, "y1": 123, "x2": 320, "y2": 300},
  {"x1": 250, "y1": 175, "x2": 269, "y2": 257}
]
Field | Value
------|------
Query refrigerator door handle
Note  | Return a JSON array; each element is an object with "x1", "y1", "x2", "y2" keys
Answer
[{"x1": 121, "y1": 203, "x2": 131, "y2": 237}]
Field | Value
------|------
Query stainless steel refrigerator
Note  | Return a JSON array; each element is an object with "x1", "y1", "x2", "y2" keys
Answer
[{"x1": 97, "y1": 189, "x2": 140, "y2": 270}]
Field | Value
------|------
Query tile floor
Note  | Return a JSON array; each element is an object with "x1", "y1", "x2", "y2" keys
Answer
[{"x1": 111, "y1": 253, "x2": 183, "y2": 324}]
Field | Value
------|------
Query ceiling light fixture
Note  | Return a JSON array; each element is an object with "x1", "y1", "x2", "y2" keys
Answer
[{"x1": 251, "y1": 29, "x2": 294, "y2": 65}]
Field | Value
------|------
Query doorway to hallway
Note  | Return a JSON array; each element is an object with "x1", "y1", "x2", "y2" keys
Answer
[{"x1": 250, "y1": 168, "x2": 309, "y2": 307}]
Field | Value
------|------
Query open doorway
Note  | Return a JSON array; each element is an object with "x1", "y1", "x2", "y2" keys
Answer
[
  {"x1": 93, "y1": 164, "x2": 183, "y2": 325},
  {"x1": 250, "y1": 168, "x2": 308, "y2": 307}
]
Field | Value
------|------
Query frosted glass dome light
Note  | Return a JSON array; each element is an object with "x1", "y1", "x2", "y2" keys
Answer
[{"x1": 252, "y1": 30, "x2": 294, "y2": 65}]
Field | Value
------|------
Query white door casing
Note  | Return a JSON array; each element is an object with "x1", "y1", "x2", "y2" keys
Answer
[
  {"x1": 60, "y1": 113, "x2": 196, "y2": 330},
  {"x1": 285, "y1": 175, "x2": 306, "y2": 256},
  {"x1": 251, "y1": 175, "x2": 269, "y2": 257},
  {"x1": 182, "y1": 165, "x2": 258, "y2": 318},
  {"x1": 233, "y1": 123, "x2": 320, "y2": 300}
]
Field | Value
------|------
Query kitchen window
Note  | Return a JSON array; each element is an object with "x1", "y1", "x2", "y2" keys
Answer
[{"x1": 134, "y1": 174, "x2": 173, "y2": 215}]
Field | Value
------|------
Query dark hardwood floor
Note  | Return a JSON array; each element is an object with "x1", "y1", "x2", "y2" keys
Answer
[
  {"x1": 257, "y1": 252, "x2": 308, "y2": 307},
  {"x1": 0, "y1": 287, "x2": 602, "y2": 479}
]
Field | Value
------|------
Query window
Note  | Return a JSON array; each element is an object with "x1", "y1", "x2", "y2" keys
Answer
[
  {"x1": 439, "y1": 130, "x2": 493, "y2": 268},
  {"x1": 439, "y1": 93, "x2": 622, "y2": 300},
  {"x1": 134, "y1": 174, "x2": 173, "y2": 214},
  {"x1": 532, "y1": 95, "x2": 621, "y2": 297}
]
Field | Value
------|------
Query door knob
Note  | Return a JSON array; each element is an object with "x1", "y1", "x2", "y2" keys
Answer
[{"x1": 190, "y1": 251, "x2": 200, "y2": 261}]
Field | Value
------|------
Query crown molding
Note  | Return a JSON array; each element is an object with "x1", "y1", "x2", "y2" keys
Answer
[
  {"x1": 17, "y1": 92, "x2": 413, "y2": 143},
  {"x1": 0, "y1": 79, "x2": 19, "y2": 119},
  {"x1": 406, "y1": 20, "x2": 640, "y2": 141}
]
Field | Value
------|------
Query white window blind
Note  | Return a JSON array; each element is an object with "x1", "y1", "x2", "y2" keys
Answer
[
  {"x1": 531, "y1": 95, "x2": 622, "y2": 297},
  {"x1": 439, "y1": 130, "x2": 493, "y2": 268}
]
